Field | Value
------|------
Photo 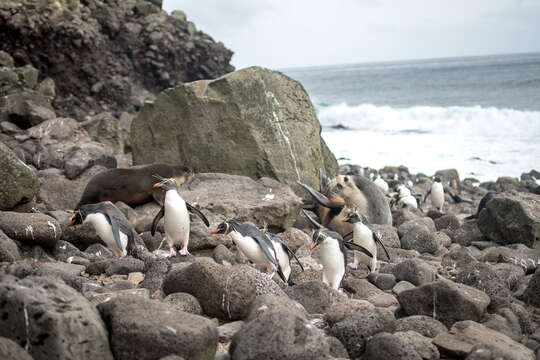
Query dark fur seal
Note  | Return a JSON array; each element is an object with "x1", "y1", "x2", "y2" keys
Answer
[{"x1": 77, "y1": 164, "x2": 194, "y2": 208}]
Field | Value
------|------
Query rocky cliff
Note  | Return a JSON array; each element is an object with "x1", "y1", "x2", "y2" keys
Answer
[{"x1": 0, "y1": 0, "x2": 234, "y2": 119}]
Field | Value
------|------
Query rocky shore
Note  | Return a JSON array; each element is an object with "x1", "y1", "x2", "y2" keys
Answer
[{"x1": 1, "y1": 1, "x2": 540, "y2": 360}]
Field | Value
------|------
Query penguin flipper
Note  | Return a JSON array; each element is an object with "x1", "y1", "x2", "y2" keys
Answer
[
  {"x1": 186, "y1": 202, "x2": 210, "y2": 227},
  {"x1": 344, "y1": 241, "x2": 374, "y2": 259},
  {"x1": 373, "y1": 231, "x2": 391, "y2": 261},
  {"x1": 281, "y1": 242, "x2": 305, "y2": 272},
  {"x1": 343, "y1": 231, "x2": 354, "y2": 241},
  {"x1": 151, "y1": 206, "x2": 165, "y2": 236},
  {"x1": 423, "y1": 189, "x2": 431, "y2": 204},
  {"x1": 103, "y1": 213, "x2": 123, "y2": 250},
  {"x1": 302, "y1": 203, "x2": 317, "y2": 211}
]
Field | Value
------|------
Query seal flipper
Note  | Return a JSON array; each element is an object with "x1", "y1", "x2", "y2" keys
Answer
[
  {"x1": 103, "y1": 212, "x2": 123, "y2": 251},
  {"x1": 186, "y1": 202, "x2": 209, "y2": 227},
  {"x1": 151, "y1": 206, "x2": 165, "y2": 236}
]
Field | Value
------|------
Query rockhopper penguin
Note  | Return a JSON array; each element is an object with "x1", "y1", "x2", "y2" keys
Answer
[
  {"x1": 151, "y1": 177, "x2": 209, "y2": 257},
  {"x1": 264, "y1": 231, "x2": 305, "y2": 285},
  {"x1": 67, "y1": 201, "x2": 136, "y2": 257},
  {"x1": 424, "y1": 176, "x2": 445, "y2": 211},
  {"x1": 210, "y1": 220, "x2": 288, "y2": 283}
]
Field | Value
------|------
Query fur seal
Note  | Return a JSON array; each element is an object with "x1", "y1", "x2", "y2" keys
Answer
[{"x1": 77, "y1": 164, "x2": 194, "y2": 208}]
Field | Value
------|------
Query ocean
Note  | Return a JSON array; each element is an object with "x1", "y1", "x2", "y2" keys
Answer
[{"x1": 282, "y1": 52, "x2": 540, "y2": 182}]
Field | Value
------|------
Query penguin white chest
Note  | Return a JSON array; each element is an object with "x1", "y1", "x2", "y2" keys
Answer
[
  {"x1": 231, "y1": 231, "x2": 275, "y2": 270},
  {"x1": 431, "y1": 182, "x2": 444, "y2": 209},
  {"x1": 271, "y1": 239, "x2": 291, "y2": 280},
  {"x1": 353, "y1": 223, "x2": 376, "y2": 255},
  {"x1": 374, "y1": 177, "x2": 389, "y2": 194},
  {"x1": 85, "y1": 213, "x2": 128, "y2": 256},
  {"x1": 164, "y1": 190, "x2": 189, "y2": 245},
  {"x1": 319, "y1": 238, "x2": 345, "y2": 289}
]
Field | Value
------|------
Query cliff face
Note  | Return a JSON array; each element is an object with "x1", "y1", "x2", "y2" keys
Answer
[{"x1": 0, "y1": 0, "x2": 234, "y2": 118}]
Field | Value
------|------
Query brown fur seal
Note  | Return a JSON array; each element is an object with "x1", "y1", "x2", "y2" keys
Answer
[{"x1": 77, "y1": 164, "x2": 194, "y2": 208}]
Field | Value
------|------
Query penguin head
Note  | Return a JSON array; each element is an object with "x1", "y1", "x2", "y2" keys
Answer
[
  {"x1": 66, "y1": 209, "x2": 84, "y2": 227},
  {"x1": 210, "y1": 220, "x2": 239, "y2": 235},
  {"x1": 153, "y1": 178, "x2": 178, "y2": 192},
  {"x1": 309, "y1": 229, "x2": 326, "y2": 250},
  {"x1": 342, "y1": 210, "x2": 369, "y2": 224},
  {"x1": 433, "y1": 176, "x2": 442, "y2": 183},
  {"x1": 66, "y1": 203, "x2": 105, "y2": 227}
]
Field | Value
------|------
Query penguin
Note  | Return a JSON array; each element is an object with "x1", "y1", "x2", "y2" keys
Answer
[
  {"x1": 342, "y1": 211, "x2": 390, "y2": 272},
  {"x1": 465, "y1": 191, "x2": 497, "y2": 220},
  {"x1": 67, "y1": 201, "x2": 136, "y2": 257},
  {"x1": 151, "y1": 177, "x2": 209, "y2": 257},
  {"x1": 424, "y1": 176, "x2": 445, "y2": 211},
  {"x1": 373, "y1": 172, "x2": 389, "y2": 194},
  {"x1": 394, "y1": 184, "x2": 418, "y2": 209},
  {"x1": 210, "y1": 219, "x2": 288, "y2": 283},
  {"x1": 302, "y1": 210, "x2": 372, "y2": 292},
  {"x1": 263, "y1": 231, "x2": 305, "y2": 285}
]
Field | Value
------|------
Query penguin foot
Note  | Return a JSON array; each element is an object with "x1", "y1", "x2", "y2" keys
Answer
[
  {"x1": 267, "y1": 271, "x2": 275, "y2": 279},
  {"x1": 168, "y1": 248, "x2": 177, "y2": 257},
  {"x1": 347, "y1": 263, "x2": 358, "y2": 270},
  {"x1": 179, "y1": 248, "x2": 189, "y2": 256}
]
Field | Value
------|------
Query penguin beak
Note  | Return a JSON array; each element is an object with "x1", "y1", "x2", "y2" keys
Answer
[
  {"x1": 341, "y1": 217, "x2": 350, "y2": 222},
  {"x1": 153, "y1": 182, "x2": 163, "y2": 188},
  {"x1": 66, "y1": 218, "x2": 75, "y2": 228},
  {"x1": 309, "y1": 242, "x2": 318, "y2": 251},
  {"x1": 210, "y1": 228, "x2": 219, "y2": 235}
]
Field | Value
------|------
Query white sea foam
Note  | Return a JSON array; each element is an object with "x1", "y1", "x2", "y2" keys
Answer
[{"x1": 317, "y1": 103, "x2": 540, "y2": 182}]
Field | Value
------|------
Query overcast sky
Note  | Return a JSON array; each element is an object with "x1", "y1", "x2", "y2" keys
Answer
[{"x1": 162, "y1": 0, "x2": 540, "y2": 70}]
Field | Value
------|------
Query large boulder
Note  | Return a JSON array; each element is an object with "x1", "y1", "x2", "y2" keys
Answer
[
  {"x1": 98, "y1": 295, "x2": 217, "y2": 360},
  {"x1": 0, "y1": 275, "x2": 113, "y2": 360},
  {"x1": 131, "y1": 67, "x2": 338, "y2": 193},
  {"x1": 477, "y1": 192, "x2": 540, "y2": 249},
  {"x1": 0, "y1": 212, "x2": 61, "y2": 247},
  {"x1": 0, "y1": 141, "x2": 39, "y2": 210}
]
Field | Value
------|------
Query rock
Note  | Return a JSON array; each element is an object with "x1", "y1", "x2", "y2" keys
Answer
[
  {"x1": 481, "y1": 313, "x2": 521, "y2": 342},
  {"x1": 98, "y1": 295, "x2": 218, "y2": 360},
  {"x1": 0, "y1": 51, "x2": 14, "y2": 67},
  {"x1": 86, "y1": 257, "x2": 145, "y2": 276},
  {"x1": 479, "y1": 245, "x2": 540, "y2": 275},
  {"x1": 398, "y1": 218, "x2": 437, "y2": 237},
  {"x1": 0, "y1": 212, "x2": 60, "y2": 247},
  {"x1": 64, "y1": 143, "x2": 117, "y2": 179},
  {"x1": 324, "y1": 299, "x2": 374, "y2": 326},
  {"x1": 85, "y1": 243, "x2": 114, "y2": 258},
  {"x1": 522, "y1": 268, "x2": 540, "y2": 307},
  {"x1": 398, "y1": 278, "x2": 491, "y2": 328},
  {"x1": 372, "y1": 224, "x2": 401, "y2": 249},
  {"x1": 81, "y1": 112, "x2": 130, "y2": 154},
  {"x1": 53, "y1": 240, "x2": 88, "y2": 262},
  {"x1": 181, "y1": 173, "x2": 302, "y2": 230},
  {"x1": 2, "y1": 91, "x2": 56, "y2": 129},
  {"x1": 329, "y1": 307, "x2": 396, "y2": 359},
  {"x1": 284, "y1": 280, "x2": 343, "y2": 314},
  {"x1": 278, "y1": 227, "x2": 310, "y2": 253},
  {"x1": 395, "y1": 315, "x2": 449, "y2": 338},
  {"x1": 367, "y1": 272, "x2": 397, "y2": 290},
  {"x1": 393, "y1": 207, "x2": 423, "y2": 228},
  {"x1": 434, "y1": 214, "x2": 461, "y2": 231},
  {"x1": 455, "y1": 263, "x2": 513, "y2": 311},
  {"x1": 85, "y1": 288, "x2": 150, "y2": 305},
  {"x1": 131, "y1": 67, "x2": 338, "y2": 195},
  {"x1": 213, "y1": 244, "x2": 236, "y2": 265},
  {"x1": 435, "y1": 169, "x2": 460, "y2": 189},
  {"x1": 218, "y1": 321, "x2": 244, "y2": 343},
  {"x1": 0, "y1": 142, "x2": 39, "y2": 210},
  {"x1": 0, "y1": 275, "x2": 113, "y2": 360},
  {"x1": 447, "y1": 220, "x2": 485, "y2": 246},
  {"x1": 346, "y1": 278, "x2": 400, "y2": 309},
  {"x1": 393, "y1": 280, "x2": 416, "y2": 295},
  {"x1": 244, "y1": 294, "x2": 308, "y2": 321},
  {"x1": 491, "y1": 263, "x2": 525, "y2": 291},
  {"x1": 400, "y1": 226, "x2": 439, "y2": 254},
  {"x1": 164, "y1": 292, "x2": 203, "y2": 315},
  {"x1": 364, "y1": 332, "x2": 423, "y2": 360},
  {"x1": 0, "y1": 230, "x2": 21, "y2": 262},
  {"x1": 38, "y1": 77, "x2": 55, "y2": 99},
  {"x1": 395, "y1": 331, "x2": 440, "y2": 360},
  {"x1": 433, "y1": 321, "x2": 534, "y2": 360},
  {"x1": 139, "y1": 231, "x2": 163, "y2": 252},
  {"x1": 0, "y1": 337, "x2": 33, "y2": 360},
  {"x1": 441, "y1": 245, "x2": 478, "y2": 272},
  {"x1": 140, "y1": 257, "x2": 170, "y2": 293},
  {"x1": 163, "y1": 258, "x2": 285, "y2": 321},
  {"x1": 477, "y1": 192, "x2": 540, "y2": 249},
  {"x1": 392, "y1": 259, "x2": 438, "y2": 286},
  {"x1": 229, "y1": 311, "x2": 332, "y2": 360}
]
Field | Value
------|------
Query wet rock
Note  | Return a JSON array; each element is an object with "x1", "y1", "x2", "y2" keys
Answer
[
  {"x1": 164, "y1": 292, "x2": 203, "y2": 315},
  {"x1": 163, "y1": 258, "x2": 285, "y2": 321},
  {"x1": 477, "y1": 192, "x2": 540, "y2": 249},
  {"x1": 329, "y1": 307, "x2": 396, "y2": 359},
  {"x1": 395, "y1": 315, "x2": 449, "y2": 338},
  {"x1": 98, "y1": 295, "x2": 218, "y2": 360},
  {"x1": 0, "y1": 230, "x2": 21, "y2": 262},
  {"x1": 0, "y1": 142, "x2": 39, "y2": 210},
  {"x1": 244, "y1": 294, "x2": 308, "y2": 321},
  {"x1": 0, "y1": 212, "x2": 60, "y2": 247},
  {"x1": 0, "y1": 275, "x2": 113, "y2": 360},
  {"x1": 392, "y1": 258, "x2": 438, "y2": 286},
  {"x1": 0, "y1": 336, "x2": 33, "y2": 360},
  {"x1": 364, "y1": 332, "x2": 423, "y2": 360},
  {"x1": 131, "y1": 67, "x2": 338, "y2": 196},
  {"x1": 433, "y1": 320, "x2": 534, "y2": 360},
  {"x1": 394, "y1": 331, "x2": 440, "y2": 360},
  {"x1": 455, "y1": 263, "x2": 513, "y2": 311},
  {"x1": 398, "y1": 278, "x2": 491, "y2": 328},
  {"x1": 229, "y1": 311, "x2": 332, "y2": 360},
  {"x1": 86, "y1": 257, "x2": 145, "y2": 276}
]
